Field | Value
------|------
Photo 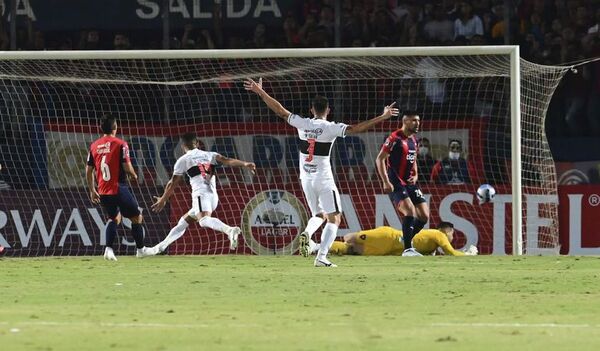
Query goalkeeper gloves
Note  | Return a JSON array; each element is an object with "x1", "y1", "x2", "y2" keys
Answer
[{"x1": 464, "y1": 245, "x2": 478, "y2": 256}]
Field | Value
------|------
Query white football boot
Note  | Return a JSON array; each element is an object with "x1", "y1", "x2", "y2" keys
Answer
[
  {"x1": 314, "y1": 257, "x2": 337, "y2": 267},
  {"x1": 402, "y1": 248, "x2": 423, "y2": 257},
  {"x1": 103, "y1": 247, "x2": 118, "y2": 261},
  {"x1": 136, "y1": 246, "x2": 156, "y2": 258},
  {"x1": 227, "y1": 227, "x2": 241, "y2": 250}
]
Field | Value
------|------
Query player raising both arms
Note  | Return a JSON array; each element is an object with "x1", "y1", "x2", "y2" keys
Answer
[
  {"x1": 85, "y1": 114, "x2": 153, "y2": 261},
  {"x1": 306, "y1": 222, "x2": 478, "y2": 256},
  {"x1": 376, "y1": 111, "x2": 429, "y2": 256},
  {"x1": 245, "y1": 77, "x2": 399, "y2": 267},
  {"x1": 150, "y1": 133, "x2": 256, "y2": 254}
]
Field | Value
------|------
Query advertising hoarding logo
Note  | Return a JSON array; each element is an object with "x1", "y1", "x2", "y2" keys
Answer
[{"x1": 241, "y1": 190, "x2": 308, "y2": 255}]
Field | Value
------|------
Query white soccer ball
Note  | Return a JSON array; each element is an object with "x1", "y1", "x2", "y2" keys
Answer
[{"x1": 476, "y1": 184, "x2": 496, "y2": 204}]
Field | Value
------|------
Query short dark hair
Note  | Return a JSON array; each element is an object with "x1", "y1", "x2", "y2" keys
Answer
[
  {"x1": 437, "y1": 221, "x2": 454, "y2": 231},
  {"x1": 448, "y1": 139, "x2": 463, "y2": 147},
  {"x1": 403, "y1": 110, "x2": 420, "y2": 117},
  {"x1": 311, "y1": 95, "x2": 329, "y2": 115},
  {"x1": 100, "y1": 114, "x2": 117, "y2": 134},
  {"x1": 181, "y1": 133, "x2": 198, "y2": 149}
]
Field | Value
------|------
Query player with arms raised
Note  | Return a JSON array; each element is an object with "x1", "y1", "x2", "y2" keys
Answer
[
  {"x1": 85, "y1": 114, "x2": 152, "y2": 261},
  {"x1": 376, "y1": 111, "x2": 430, "y2": 256},
  {"x1": 150, "y1": 133, "x2": 256, "y2": 254},
  {"x1": 245, "y1": 78, "x2": 399, "y2": 267}
]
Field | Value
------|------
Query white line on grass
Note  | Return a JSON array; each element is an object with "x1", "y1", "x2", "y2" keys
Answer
[
  {"x1": 432, "y1": 322, "x2": 600, "y2": 328},
  {"x1": 0, "y1": 320, "x2": 261, "y2": 329}
]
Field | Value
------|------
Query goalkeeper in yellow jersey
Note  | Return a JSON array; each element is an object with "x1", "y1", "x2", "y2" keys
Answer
[{"x1": 302, "y1": 222, "x2": 477, "y2": 256}]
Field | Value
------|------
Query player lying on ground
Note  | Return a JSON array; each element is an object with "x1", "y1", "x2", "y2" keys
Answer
[
  {"x1": 301, "y1": 222, "x2": 478, "y2": 256},
  {"x1": 85, "y1": 114, "x2": 153, "y2": 261},
  {"x1": 150, "y1": 133, "x2": 256, "y2": 254}
]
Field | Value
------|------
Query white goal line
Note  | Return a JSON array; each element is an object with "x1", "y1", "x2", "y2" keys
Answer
[
  {"x1": 3, "y1": 321, "x2": 599, "y2": 330},
  {"x1": 432, "y1": 322, "x2": 600, "y2": 329},
  {"x1": 0, "y1": 320, "x2": 261, "y2": 329}
]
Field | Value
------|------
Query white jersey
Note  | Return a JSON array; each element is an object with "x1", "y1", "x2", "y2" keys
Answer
[
  {"x1": 287, "y1": 113, "x2": 348, "y2": 180},
  {"x1": 173, "y1": 148, "x2": 220, "y2": 196}
]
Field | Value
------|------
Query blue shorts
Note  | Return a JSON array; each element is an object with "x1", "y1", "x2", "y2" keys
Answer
[
  {"x1": 389, "y1": 182, "x2": 426, "y2": 206},
  {"x1": 100, "y1": 185, "x2": 141, "y2": 219}
]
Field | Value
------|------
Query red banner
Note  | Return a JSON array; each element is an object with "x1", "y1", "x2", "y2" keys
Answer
[
  {"x1": 167, "y1": 182, "x2": 560, "y2": 256},
  {"x1": 558, "y1": 185, "x2": 600, "y2": 254}
]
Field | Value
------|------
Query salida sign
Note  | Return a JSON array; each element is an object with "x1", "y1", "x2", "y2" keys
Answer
[{"x1": 2, "y1": 0, "x2": 292, "y2": 30}]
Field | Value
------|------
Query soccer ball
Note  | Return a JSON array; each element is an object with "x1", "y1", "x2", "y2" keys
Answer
[{"x1": 476, "y1": 184, "x2": 496, "y2": 204}]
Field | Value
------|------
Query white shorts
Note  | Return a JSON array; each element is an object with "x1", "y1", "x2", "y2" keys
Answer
[
  {"x1": 187, "y1": 192, "x2": 219, "y2": 219},
  {"x1": 300, "y1": 178, "x2": 342, "y2": 216}
]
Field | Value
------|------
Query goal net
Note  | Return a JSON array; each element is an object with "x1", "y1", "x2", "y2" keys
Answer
[{"x1": 0, "y1": 48, "x2": 570, "y2": 257}]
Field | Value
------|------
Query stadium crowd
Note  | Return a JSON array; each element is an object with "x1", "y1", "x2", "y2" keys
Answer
[
  {"x1": 0, "y1": 0, "x2": 599, "y2": 190},
  {"x1": 1, "y1": 0, "x2": 596, "y2": 136}
]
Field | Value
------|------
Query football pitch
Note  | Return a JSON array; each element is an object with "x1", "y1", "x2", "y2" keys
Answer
[{"x1": 2, "y1": 256, "x2": 600, "y2": 351}]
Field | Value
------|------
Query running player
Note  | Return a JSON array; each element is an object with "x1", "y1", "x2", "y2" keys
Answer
[{"x1": 150, "y1": 133, "x2": 256, "y2": 254}]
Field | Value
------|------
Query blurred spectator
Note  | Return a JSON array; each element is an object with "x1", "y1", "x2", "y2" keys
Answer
[
  {"x1": 490, "y1": 5, "x2": 506, "y2": 44},
  {"x1": 417, "y1": 137, "x2": 435, "y2": 183},
  {"x1": 318, "y1": 6, "x2": 335, "y2": 37},
  {"x1": 0, "y1": 162, "x2": 9, "y2": 190},
  {"x1": 182, "y1": 24, "x2": 215, "y2": 50},
  {"x1": 79, "y1": 30, "x2": 100, "y2": 50},
  {"x1": 342, "y1": 4, "x2": 370, "y2": 46},
  {"x1": 589, "y1": 9, "x2": 600, "y2": 34},
  {"x1": 431, "y1": 139, "x2": 479, "y2": 185},
  {"x1": 113, "y1": 33, "x2": 131, "y2": 50},
  {"x1": 27, "y1": 18, "x2": 45, "y2": 50},
  {"x1": 423, "y1": 5, "x2": 454, "y2": 43},
  {"x1": 586, "y1": 41, "x2": 600, "y2": 136},
  {"x1": 283, "y1": 15, "x2": 302, "y2": 47},
  {"x1": 370, "y1": 8, "x2": 396, "y2": 46},
  {"x1": 299, "y1": 13, "x2": 318, "y2": 46},
  {"x1": 246, "y1": 23, "x2": 272, "y2": 49},
  {"x1": 454, "y1": 2, "x2": 484, "y2": 40},
  {"x1": 415, "y1": 57, "x2": 446, "y2": 111},
  {"x1": 0, "y1": 19, "x2": 8, "y2": 50}
]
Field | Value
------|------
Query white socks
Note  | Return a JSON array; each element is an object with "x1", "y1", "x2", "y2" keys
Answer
[
  {"x1": 317, "y1": 223, "x2": 338, "y2": 260},
  {"x1": 160, "y1": 217, "x2": 190, "y2": 249},
  {"x1": 304, "y1": 216, "x2": 325, "y2": 238},
  {"x1": 199, "y1": 216, "x2": 231, "y2": 233}
]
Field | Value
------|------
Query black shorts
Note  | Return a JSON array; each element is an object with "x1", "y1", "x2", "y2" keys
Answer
[
  {"x1": 100, "y1": 185, "x2": 141, "y2": 219},
  {"x1": 389, "y1": 182, "x2": 426, "y2": 206}
]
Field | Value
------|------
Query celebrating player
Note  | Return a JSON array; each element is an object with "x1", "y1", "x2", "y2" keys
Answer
[
  {"x1": 150, "y1": 133, "x2": 256, "y2": 254},
  {"x1": 245, "y1": 77, "x2": 399, "y2": 267},
  {"x1": 306, "y1": 222, "x2": 478, "y2": 256},
  {"x1": 376, "y1": 111, "x2": 429, "y2": 256},
  {"x1": 85, "y1": 114, "x2": 153, "y2": 261}
]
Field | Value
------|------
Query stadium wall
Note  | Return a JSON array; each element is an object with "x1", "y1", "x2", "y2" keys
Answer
[{"x1": 1, "y1": 121, "x2": 598, "y2": 255}]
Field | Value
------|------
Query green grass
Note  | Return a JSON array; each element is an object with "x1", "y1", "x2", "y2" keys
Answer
[{"x1": 2, "y1": 255, "x2": 600, "y2": 351}]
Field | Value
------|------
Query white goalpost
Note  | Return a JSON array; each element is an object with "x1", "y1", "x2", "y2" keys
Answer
[{"x1": 0, "y1": 47, "x2": 570, "y2": 256}]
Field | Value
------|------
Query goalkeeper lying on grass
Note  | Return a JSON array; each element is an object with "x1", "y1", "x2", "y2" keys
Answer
[{"x1": 300, "y1": 221, "x2": 478, "y2": 257}]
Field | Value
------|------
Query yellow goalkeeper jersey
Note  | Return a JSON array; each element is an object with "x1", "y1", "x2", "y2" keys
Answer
[
  {"x1": 412, "y1": 229, "x2": 465, "y2": 256},
  {"x1": 353, "y1": 226, "x2": 465, "y2": 256},
  {"x1": 354, "y1": 226, "x2": 405, "y2": 256}
]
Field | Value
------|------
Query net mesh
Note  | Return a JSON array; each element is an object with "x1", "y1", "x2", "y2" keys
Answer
[{"x1": 0, "y1": 51, "x2": 570, "y2": 256}]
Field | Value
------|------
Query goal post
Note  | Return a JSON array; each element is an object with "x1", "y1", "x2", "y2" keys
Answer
[
  {"x1": 0, "y1": 46, "x2": 570, "y2": 257},
  {"x1": 510, "y1": 46, "x2": 523, "y2": 256}
]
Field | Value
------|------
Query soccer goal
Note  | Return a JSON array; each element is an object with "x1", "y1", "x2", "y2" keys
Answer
[{"x1": 0, "y1": 47, "x2": 570, "y2": 257}]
